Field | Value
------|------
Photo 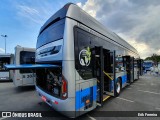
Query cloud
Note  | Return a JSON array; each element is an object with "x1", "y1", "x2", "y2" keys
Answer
[
  {"x1": 15, "y1": 1, "x2": 57, "y2": 25},
  {"x1": 0, "y1": 48, "x2": 5, "y2": 53},
  {"x1": 77, "y1": 0, "x2": 97, "y2": 18},
  {"x1": 77, "y1": 0, "x2": 160, "y2": 59},
  {"x1": 17, "y1": 5, "x2": 42, "y2": 24}
]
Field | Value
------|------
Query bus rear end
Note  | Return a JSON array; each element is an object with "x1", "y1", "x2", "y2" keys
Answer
[
  {"x1": 0, "y1": 54, "x2": 12, "y2": 81},
  {"x1": 13, "y1": 46, "x2": 35, "y2": 87},
  {"x1": 35, "y1": 5, "x2": 76, "y2": 117}
]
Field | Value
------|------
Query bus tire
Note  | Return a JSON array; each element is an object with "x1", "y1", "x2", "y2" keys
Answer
[{"x1": 115, "y1": 78, "x2": 121, "y2": 97}]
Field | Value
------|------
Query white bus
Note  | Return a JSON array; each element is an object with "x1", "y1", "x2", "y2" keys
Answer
[
  {"x1": 0, "y1": 53, "x2": 14, "y2": 81},
  {"x1": 12, "y1": 45, "x2": 36, "y2": 87},
  {"x1": 5, "y1": 3, "x2": 143, "y2": 118}
]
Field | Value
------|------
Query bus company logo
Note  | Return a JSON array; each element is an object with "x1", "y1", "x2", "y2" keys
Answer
[
  {"x1": 79, "y1": 47, "x2": 91, "y2": 66},
  {"x1": 2, "y1": 112, "x2": 11, "y2": 118}
]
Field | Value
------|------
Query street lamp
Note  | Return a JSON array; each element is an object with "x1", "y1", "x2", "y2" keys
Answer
[{"x1": 1, "y1": 35, "x2": 7, "y2": 54}]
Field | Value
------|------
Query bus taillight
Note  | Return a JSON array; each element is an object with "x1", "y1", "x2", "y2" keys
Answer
[
  {"x1": 61, "y1": 76, "x2": 67, "y2": 99},
  {"x1": 41, "y1": 96, "x2": 46, "y2": 102}
]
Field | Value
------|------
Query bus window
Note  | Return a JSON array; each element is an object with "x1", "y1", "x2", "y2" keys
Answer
[
  {"x1": 0, "y1": 57, "x2": 10, "y2": 71},
  {"x1": 20, "y1": 51, "x2": 35, "y2": 73},
  {"x1": 134, "y1": 60, "x2": 138, "y2": 68},
  {"x1": 37, "y1": 19, "x2": 65, "y2": 48},
  {"x1": 115, "y1": 57, "x2": 124, "y2": 72},
  {"x1": 74, "y1": 28, "x2": 95, "y2": 80}
]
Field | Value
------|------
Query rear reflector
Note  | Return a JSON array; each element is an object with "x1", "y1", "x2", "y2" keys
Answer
[
  {"x1": 52, "y1": 100, "x2": 58, "y2": 105},
  {"x1": 86, "y1": 99, "x2": 90, "y2": 104},
  {"x1": 54, "y1": 101, "x2": 58, "y2": 105},
  {"x1": 41, "y1": 96, "x2": 46, "y2": 102}
]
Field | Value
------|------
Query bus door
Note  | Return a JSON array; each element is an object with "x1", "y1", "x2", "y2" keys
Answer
[
  {"x1": 130, "y1": 57, "x2": 134, "y2": 82},
  {"x1": 103, "y1": 50, "x2": 116, "y2": 97},
  {"x1": 134, "y1": 59, "x2": 139, "y2": 80},
  {"x1": 93, "y1": 46, "x2": 104, "y2": 106},
  {"x1": 138, "y1": 59, "x2": 143, "y2": 76},
  {"x1": 94, "y1": 47, "x2": 116, "y2": 105},
  {"x1": 123, "y1": 56, "x2": 132, "y2": 84}
]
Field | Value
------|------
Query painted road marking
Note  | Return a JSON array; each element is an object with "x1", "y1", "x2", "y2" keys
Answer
[
  {"x1": 126, "y1": 88, "x2": 132, "y2": 89},
  {"x1": 117, "y1": 97, "x2": 134, "y2": 103},
  {"x1": 87, "y1": 114, "x2": 96, "y2": 120},
  {"x1": 138, "y1": 90, "x2": 160, "y2": 95}
]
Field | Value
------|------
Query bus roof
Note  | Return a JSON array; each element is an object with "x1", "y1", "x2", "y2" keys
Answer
[
  {"x1": 15, "y1": 45, "x2": 35, "y2": 51},
  {"x1": 40, "y1": 3, "x2": 139, "y2": 56},
  {"x1": 0, "y1": 53, "x2": 12, "y2": 58}
]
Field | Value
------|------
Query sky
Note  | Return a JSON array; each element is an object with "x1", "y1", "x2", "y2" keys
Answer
[{"x1": 0, "y1": 0, "x2": 160, "y2": 59}]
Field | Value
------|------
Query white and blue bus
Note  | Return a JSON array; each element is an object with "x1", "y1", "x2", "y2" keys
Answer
[
  {"x1": 5, "y1": 3, "x2": 143, "y2": 118},
  {"x1": 0, "y1": 53, "x2": 14, "y2": 81},
  {"x1": 143, "y1": 60, "x2": 154, "y2": 72},
  {"x1": 12, "y1": 45, "x2": 36, "y2": 87}
]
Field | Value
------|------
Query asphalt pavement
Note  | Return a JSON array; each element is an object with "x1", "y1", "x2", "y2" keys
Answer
[{"x1": 0, "y1": 73, "x2": 160, "y2": 120}]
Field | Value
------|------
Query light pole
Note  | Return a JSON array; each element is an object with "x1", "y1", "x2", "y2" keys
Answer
[{"x1": 1, "y1": 35, "x2": 7, "y2": 54}]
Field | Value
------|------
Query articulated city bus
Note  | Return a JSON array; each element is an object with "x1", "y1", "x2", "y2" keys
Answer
[
  {"x1": 5, "y1": 3, "x2": 143, "y2": 118},
  {"x1": 13, "y1": 45, "x2": 36, "y2": 87},
  {"x1": 0, "y1": 53, "x2": 14, "y2": 81}
]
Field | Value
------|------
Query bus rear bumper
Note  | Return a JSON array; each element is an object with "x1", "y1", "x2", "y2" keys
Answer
[{"x1": 36, "y1": 86, "x2": 76, "y2": 118}]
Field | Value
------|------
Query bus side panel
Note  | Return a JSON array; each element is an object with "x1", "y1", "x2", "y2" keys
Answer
[
  {"x1": 13, "y1": 70, "x2": 22, "y2": 87},
  {"x1": 62, "y1": 61, "x2": 76, "y2": 98},
  {"x1": 121, "y1": 74, "x2": 127, "y2": 88},
  {"x1": 134, "y1": 68, "x2": 138, "y2": 80},
  {"x1": 76, "y1": 79, "x2": 97, "y2": 116}
]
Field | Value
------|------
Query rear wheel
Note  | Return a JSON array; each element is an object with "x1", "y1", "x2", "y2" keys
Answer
[{"x1": 115, "y1": 78, "x2": 121, "y2": 97}]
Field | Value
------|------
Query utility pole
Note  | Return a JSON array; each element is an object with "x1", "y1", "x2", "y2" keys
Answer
[{"x1": 1, "y1": 35, "x2": 7, "y2": 54}]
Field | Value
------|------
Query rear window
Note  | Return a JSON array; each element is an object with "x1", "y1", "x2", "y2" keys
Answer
[
  {"x1": 20, "y1": 51, "x2": 35, "y2": 73},
  {"x1": 37, "y1": 19, "x2": 65, "y2": 48},
  {"x1": 0, "y1": 57, "x2": 10, "y2": 71}
]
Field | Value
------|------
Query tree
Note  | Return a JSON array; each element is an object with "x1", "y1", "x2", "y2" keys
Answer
[{"x1": 145, "y1": 54, "x2": 160, "y2": 65}]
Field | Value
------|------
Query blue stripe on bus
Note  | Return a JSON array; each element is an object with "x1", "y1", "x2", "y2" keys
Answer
[
  {"x1": 76, "y1": 75, "x2": 127, "y2": 110},
  {"x1": 110, "y1": 74, "x2": 127, "y2": 91},
  {"x1": 121, "y1": 74, "x2": 127, "y2": 85},
  {"x1": 76, "y1": 85, "x2": 97, "y2": 110}
]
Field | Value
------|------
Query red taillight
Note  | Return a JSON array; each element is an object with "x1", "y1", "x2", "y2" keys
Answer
[
  {"x1": 54, "y1": 101, "x2": 58, "y2": 105},
  {"x1": 62, "y1": 79, "x2": 67, "y2": 93},
  {"x1": 41, "y1": 96, "x2": 46, "y2": 102},
  {"x1": 61, "y1": 76, "x2": 67, "y2": 99}
]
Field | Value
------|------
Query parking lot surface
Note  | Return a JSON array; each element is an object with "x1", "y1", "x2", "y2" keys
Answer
[{"x1": 0, "y1": 73, "x2": 160, "y2": 120}]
